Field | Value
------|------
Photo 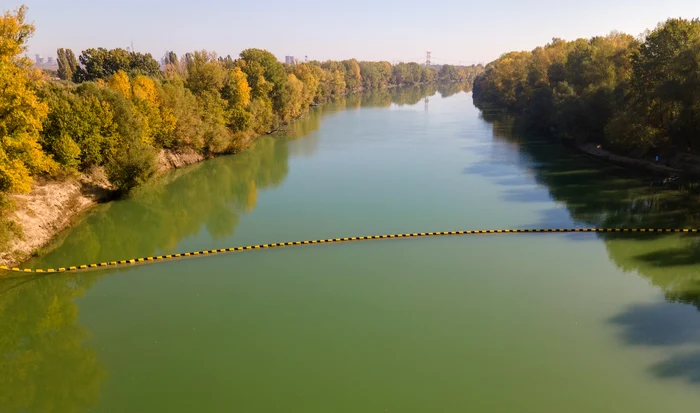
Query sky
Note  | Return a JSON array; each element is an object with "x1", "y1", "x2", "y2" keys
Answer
[{"x1": 15, "y1": 0, "x2": 700, "y2": 65}]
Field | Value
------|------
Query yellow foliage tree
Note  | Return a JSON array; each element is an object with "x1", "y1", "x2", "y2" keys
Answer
[
  {"x1": 292, "y1": 63, "x2": 320, "y2": 108},
  {"x1": 0, "y1": 5, "x2": 57, "y2": 193},
  {"x1": 132, "y1": 75, "x2": 159, "y2": 105},
  {"x1": 246, "y1": 180, "x2": 257, "y2": 212},
  {"x1": 284, "y1": 73, "x2": 304, "y2": 120},
  {"x1": 107, "y1": 70, "x2": 131, "y2": 98},
  {"x1": 222, "y1": 66, "x2": 251, "y2": 108},
  {"x1": 131, "y1": 75, "x2": 164, "y2": 145}
]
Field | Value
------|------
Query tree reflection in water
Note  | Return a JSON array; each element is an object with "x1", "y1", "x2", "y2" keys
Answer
[{"x1": 0, "y1": 84, "x2": 447, "y2": 411}]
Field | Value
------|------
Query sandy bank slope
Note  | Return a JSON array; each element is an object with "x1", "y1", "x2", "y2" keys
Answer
[{"x1": 0, "y1": 149, "x2": 205, "y2": 267}]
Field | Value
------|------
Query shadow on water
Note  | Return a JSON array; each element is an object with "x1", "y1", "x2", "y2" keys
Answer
[
  {"x1": 476, "y1": 111, "x2": 700, "y2": 231},
  {"x1": 610, "y1": 301, "x2": 700, "y2": 384},
  {"x1": 476, "y1": 107, "x2": 700, "y2": 385},
  {"x1": 494, "y1": 176, "x2": 535, "y2": 187},
  {"x1": 501, "y1": 188, "x2": 553, "y2": 203}
]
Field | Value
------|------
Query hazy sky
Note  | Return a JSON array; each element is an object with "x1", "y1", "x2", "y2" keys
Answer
[{"x1": 16, "y1": 0, "x2": 700, "y2": 64}]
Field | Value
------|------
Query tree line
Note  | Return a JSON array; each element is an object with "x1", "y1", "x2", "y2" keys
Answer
[
  {"x1": 472, "y1": 18, "x2": 700, "y2": 161},
  {"x1": 1, "y1": 5, "x2": 483, "y2": 202}
]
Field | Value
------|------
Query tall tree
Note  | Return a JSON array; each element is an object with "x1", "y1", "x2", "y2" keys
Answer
[
  {"x1": 342, "y1": 59, "x2": 362, "y2": 91},
  {"x1": 239, "y1": 49, "x2": 289, "y2": 115},
  {"x1": 0, "y1": 5, "x2": 57, "y2": 193},
  {"x1": 184, "y1": 50, "x2": 225, "y2": 95},
  {"x1": 630, "y1": 18, "x2": 700, "y2": 150},
  {"x1": 56, "y1": 48, "x2": 74, "y2": 80},
  {"x1": 74, "y1": 47, "x2": 160, "y2": 82},
  {"x1": 165, "y1": 51, "x2": 178, "y2": 66}
]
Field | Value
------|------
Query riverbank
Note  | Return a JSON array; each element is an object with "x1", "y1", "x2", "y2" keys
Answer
[
  {"x1": 575, "y1": 143, "x2": 682, "y2": 176},
  {"x1": 0, "y1": 148, "x2": 207, "y2": 267},
  {"x1": 0, "y1": 82, "x2": 472, "y2": 268},
  {"x1": 475, "y1": 102, "x2": 697, "y2": 179},
  {"x1": 566, "y1": 141, "x2": 700, "y2": 179}
]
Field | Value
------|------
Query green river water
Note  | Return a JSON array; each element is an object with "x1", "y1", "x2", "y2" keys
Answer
[{"x1": 3, "y1": 84, "x2": 700, "y2": 412}]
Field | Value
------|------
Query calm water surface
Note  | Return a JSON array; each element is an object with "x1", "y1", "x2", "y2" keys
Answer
[{"x1": 3, "y1": 84, "x2": 700, "y2": 412}]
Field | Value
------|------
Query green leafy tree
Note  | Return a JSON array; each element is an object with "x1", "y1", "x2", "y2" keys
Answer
[
  {"x1": 157, "y1": 79, "x2": 204, "y2": 149},
  {"x1": 165, "y1": 51, "x2": 178, "y2": 66},
  {"x1": 239, "y1": 49, "x2": 289, "y2": 115},
  {"x1": 421, "y1": 67, "x2": 437, "y2": 83},
  {"x1": 629, "y1": 18, "x2": 700, "y2": 151},
  {"x1": 74, "y1": 47, "x2": 160, "y2": 82},
  {"x1": 473, "y1": 19, "x2": 700, "y2": 156},
  {"x1": 56, "y1": 47, "x2": 78, "y2": 81},
  {"x1": 184, "y1": 51, "x2": 225, "y2": 95}
]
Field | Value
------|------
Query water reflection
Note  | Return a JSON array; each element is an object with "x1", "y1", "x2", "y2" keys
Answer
[
  {"x1": 0, "y1": 272, "x2": 106, "y2": 412},
  {"x1": 284, "y1": 85, "x2": 448, "y2": 158},
  {"x1": 27, "y1": 85, "x2": 443, "y2": 270},
  {"x1": 0, "y1": 85, "x2": 445, "y2": 411},
  {"x1": 28, "y1": 135, "x2": 290, "y2": 268},
  {"x1": 474, "y1": 109, "x2": 700, "y2": 305},
  {"x1": 390, "y1": 84, "x2": 437, "y2": 106},
  {"x1": 438, "y1": 82, "x2": 472, "y2": 98},
  {"x1": 476, "y1": 108, "x2": 700, "y2": 384}
]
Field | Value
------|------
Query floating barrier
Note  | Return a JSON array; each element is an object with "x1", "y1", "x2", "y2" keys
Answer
[{"x1": 1, "y1": 228, "x2": 695, "y2": 274}]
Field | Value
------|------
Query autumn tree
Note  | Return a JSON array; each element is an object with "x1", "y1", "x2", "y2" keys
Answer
[
  {"x1": 221, "y1": 66, "x2": 252, "y2": 132},
  {"x1": 5, "y1": 8, "x2": 485, "y2": 201},
  {"x1": 291, "y1": 63, "x2": 320, "y2": 107},
  {"x1": 108, "y1": 70, "x2": 132, "y2": 98},
  {"x1": 342, "y1": 59, "x2": 362, "y2": 91},
  {"x1": 282, "y1": 73, "x2": 304, "y2": 120},
  {"x1": 131, "y1": 74, "x2": 164, "y2": 146},
  {"x1": 0, "y1": 5, "x2": 57, "y2": 193}
]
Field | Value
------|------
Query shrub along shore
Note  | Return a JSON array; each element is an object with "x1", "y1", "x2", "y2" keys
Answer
[{"x1": 0, "y1": 5, "x2": 483, "y2": 263}]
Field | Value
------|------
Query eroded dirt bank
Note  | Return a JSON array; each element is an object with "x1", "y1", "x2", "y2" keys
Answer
[{"x1": 0, "y1": 149, "x2": 205, "y2": 267}]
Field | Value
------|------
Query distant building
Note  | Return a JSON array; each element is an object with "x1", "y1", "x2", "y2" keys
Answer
[
  {"x1": 285, "y1": 55, "x2": 295, "y2": 65},
  {"x1": 34, "y1": 54, "x2": 44, "y2": 65},
  {"x1": 47, "y1": 56, "x2": 54, "y2": 64}
]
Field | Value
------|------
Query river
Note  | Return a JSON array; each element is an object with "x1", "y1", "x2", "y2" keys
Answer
[{"x1": 2, "y1": 83, "x2": 700, "y2": 412}]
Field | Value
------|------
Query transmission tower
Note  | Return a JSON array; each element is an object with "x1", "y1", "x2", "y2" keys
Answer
[{"x1": 425, "y1": 51, "x2": 431, "y2": 67}]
